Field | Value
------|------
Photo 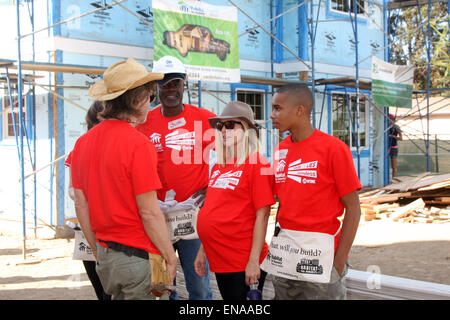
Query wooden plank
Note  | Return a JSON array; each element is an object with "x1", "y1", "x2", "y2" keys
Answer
[
  {"x1": 390, "y1": 198, "x2": 425, "y2": 221},
  {"x1": 373, "y1": 203, "x2": 399, "y2": 213},
  {"x1": 360, "y1": 192, "x2": 411, "y2": 204},
  {"x1": 424, "y1": 200, "x2": 450, "y2": 205},
  {"x1": 418, "y1": 179, "x2": 450, "y2": 191},
  {"x1": 383, "y1": 174, "x2": 450, "y2": 192}
]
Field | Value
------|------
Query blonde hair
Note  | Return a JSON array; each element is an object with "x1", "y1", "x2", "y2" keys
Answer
[{"x1": 215, "y1": 120, "x2": 260, "y2": 167}]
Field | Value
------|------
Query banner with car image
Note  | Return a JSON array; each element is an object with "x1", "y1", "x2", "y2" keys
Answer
[{"x1": 153, "y1": 0, "x2": 240, "y2": 83}]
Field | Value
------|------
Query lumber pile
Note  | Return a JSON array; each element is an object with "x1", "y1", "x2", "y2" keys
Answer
[{"x1": 359, "y1": 173, "x2": 450, "y2": 224}]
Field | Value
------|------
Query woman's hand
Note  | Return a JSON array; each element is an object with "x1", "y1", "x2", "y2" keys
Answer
[{"x1": 245, "y1": 259, "x2": 261, "y2": 285}]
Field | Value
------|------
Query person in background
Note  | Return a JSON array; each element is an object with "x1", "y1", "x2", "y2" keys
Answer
[
  {"x1": 71, "y1": 58, "x2": 177, "y2": 300},
  {"x1": 388, "y1": 113, "x2": 402, "y2": 181},
  {"x1": 65, "y1": 100, "x2": 111, "y2": 300},
  {"x1": 194, "y1": 101, "x2": 275, "y2": 300},
  {"x1": 267, "y1": 83, "x2": 361, "y2": 300},
  {"x1": 138, "y1": 56, "x2": 214, "y2": 300}
]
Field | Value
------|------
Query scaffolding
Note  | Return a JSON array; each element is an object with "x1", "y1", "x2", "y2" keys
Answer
[{"x1": 1, "y1": 0, "x2": 448, "y2": 258}]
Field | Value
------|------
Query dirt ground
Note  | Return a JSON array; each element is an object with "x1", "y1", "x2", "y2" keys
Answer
[{"x1": 0, "y1": 218, "x2": 449, "y2": 300}]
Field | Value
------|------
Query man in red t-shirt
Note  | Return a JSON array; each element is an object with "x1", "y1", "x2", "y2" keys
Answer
[
  {"x1": 138, "y1": 56, "x2": 214, "y2": 300},
  {"x1": 267, "y1": 83, "x2": 361, "y2": 300}
]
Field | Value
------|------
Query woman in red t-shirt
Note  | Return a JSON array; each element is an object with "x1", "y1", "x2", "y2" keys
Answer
[{"x1": 194, "y1": 101, "x2": 275, "y2": 300}]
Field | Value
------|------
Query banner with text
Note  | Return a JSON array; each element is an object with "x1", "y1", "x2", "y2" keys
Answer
[
  {"x1": 153, "y1": 0, "x2": 240, "y2": 83},
  {"x1": 371, "y1": 56, "x2": 414, "y2": 108}
]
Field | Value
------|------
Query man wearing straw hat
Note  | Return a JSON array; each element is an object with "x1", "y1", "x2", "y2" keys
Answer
[
  {"x1": 138, "y1": 56, "x2": 214, "y2": 300},
  {"x1": 71, "y1": 58, "x2": 177, "y2": 300}
]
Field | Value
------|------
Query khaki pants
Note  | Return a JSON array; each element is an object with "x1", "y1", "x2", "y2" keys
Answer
[
  {"x1": 272, "y1": 262, "x2": 348, "y2": 300},
  {"x1": 96, "y1": 243, "x2": 162, "y2": 300}
]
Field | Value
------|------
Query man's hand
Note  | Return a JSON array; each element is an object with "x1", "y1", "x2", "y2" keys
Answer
[
  {"x1": 192, "y1": 188, "x2": 207, "y2": 207},
  {"x1": 334, "y1": 190, "x2": 361, "y2": 276},
  {"x1": 136, "y1": 191, "x2": 177, "y2": 281},
  {"x1": 194, "y1": 245, "x2": 207, "y2": 277}
]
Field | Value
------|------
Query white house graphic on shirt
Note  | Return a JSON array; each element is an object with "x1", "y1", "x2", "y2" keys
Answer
[
  {"x1": 150, "y1": 133, "x2": 161, "y2": 144},
  {"x1": 165, "y1": 130, "x2": 195, "y2": 151},
  {"x1": 211, "y1": 170, "x2": 243, "y2": 190},
  {"x1": 287, "y1": 158, "x2": 318, "y2": 184}
]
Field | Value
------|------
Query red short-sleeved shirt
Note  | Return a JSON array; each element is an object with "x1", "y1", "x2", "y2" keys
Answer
[
  {"x1": 197, "y1": 153, "x2": 275, "y2": 273},
  {"x1": 273, "y1": 129, "x2": 362, "y2": 251},
  {"x1": 71, "y1": 120, "x2": 162, "y2": 253},
  {"x1": 137, "y1": 104, "x2": 216, "y2": 202},
  {"x1": 64, "y1": 151, "x2": 73, "y2": 168}
]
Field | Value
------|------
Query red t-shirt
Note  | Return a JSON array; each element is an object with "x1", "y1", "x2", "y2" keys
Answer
[
  {"x1": 273, "y1": 129, "x2": 362, "y2": 251},
  {"x1": 64, "y1": 151, "x2": 72, "y2": 168},
  {"x1": 71, "y1": 120, "x2": 162, "y2": 253},
  {"x1": 197, "y1": 153, "x2": 275, "y2": 273},
  {"x1": 138, "y1": 104, "x2": 216, "y2": 202}
]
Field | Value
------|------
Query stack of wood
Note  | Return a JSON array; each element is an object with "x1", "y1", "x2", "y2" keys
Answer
[{"x1": 359, "y1": 173, "x2": 450, "y2": 224}]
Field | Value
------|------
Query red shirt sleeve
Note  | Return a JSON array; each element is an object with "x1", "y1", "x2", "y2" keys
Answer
[
  {"x1": 64, "y1": 151, "x2": 73, "y2": 168},
  {"x1": 331, "y1": 141, "x2": 362, "y2": 197},
  {"x1": 251, "y1": 154, "x2": 276, "y2": 211},
  {"x1": 131, "y1": 141, "x2": 162, "y2": 195}
]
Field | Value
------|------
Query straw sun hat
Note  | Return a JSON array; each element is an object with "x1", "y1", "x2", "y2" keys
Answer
[
  {"x1": 88, "y1": 58, "x2": 164, "y2": 101},
  {"x1": 209, "y1": 101, "x2": 259, "y2": 132}
]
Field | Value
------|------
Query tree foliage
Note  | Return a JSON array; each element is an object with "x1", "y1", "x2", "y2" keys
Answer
[{"x1": 388, "y1": 3, "x2": 449, "y2": 91}]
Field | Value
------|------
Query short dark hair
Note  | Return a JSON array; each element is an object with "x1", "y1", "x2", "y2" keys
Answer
[
  {"x1": 85, "y1": 100, "x2": 104, "y2": 130},
  {"x1": 277, "y1": 83, "x2": 313, "y2": 112},
  {"x1": 101, "y1": 82, "x2": 155, "y2": 121}
]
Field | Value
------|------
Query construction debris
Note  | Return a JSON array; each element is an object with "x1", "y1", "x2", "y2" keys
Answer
[{"x1": 359, "y1": 173, "x2": 450, "y2": 224}]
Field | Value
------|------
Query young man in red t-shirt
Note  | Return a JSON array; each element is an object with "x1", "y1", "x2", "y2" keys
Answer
[
  {"x1": 266, "y1": 83, "x2": 361, "y2": 300},
  {"x1": 138, "y1": 56, "x2": 214, "y2": 300}
]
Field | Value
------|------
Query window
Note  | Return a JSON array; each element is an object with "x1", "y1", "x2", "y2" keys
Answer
[
  {"x1": 236, "y1": 90, "x2": 264, "y2": 121},
  {"x1": 236, "y1": 89, "x2": 268, "y2": 155},
  {"x1": 331, "y1": 0, "x2": 365, "y2": 15},
  {"x1": 2, "y1": 85, "x2": 26, "y2": 138},
  {"x1": 332, "y1": 93, "x2": 367, "y2": 148}
]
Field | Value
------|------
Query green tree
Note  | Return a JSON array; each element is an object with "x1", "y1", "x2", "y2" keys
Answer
[{"x1": 388, "y1": 3, "x2": 449, "y2": 91}]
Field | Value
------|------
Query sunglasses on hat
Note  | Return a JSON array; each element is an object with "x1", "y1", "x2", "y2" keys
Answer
[{"x1": 215, "y1": 120, "x2": 242, "y2": 130}]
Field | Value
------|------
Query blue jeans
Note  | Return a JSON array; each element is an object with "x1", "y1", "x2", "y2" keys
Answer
[{"x1": 170, "y1": 238, "x2": 213, "y2": 300}]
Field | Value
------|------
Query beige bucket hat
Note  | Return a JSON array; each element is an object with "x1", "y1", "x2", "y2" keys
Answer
[
  {"x1": 209, "y1": 101, "x2": 259, "y2": 132},
  {"x1": 88, "y1": 58, "x2": 164, "y2": 101}
]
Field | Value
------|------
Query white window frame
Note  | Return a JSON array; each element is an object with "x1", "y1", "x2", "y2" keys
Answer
[
  {"x1": 330, "y1": 0, "x2": 367, "y2": 17},
  {"x1": 235, "y1": 89, "x2": 266, "y2": 125},
  {"x1": 331, "y1": 91, "x2": 369, "y2": 150},
  {"x1": 2, "y1": 87, "x2": 26, "y2": 139},
  {"x1": 235, "y1": 89, "x2": 267, "y2": 154}
]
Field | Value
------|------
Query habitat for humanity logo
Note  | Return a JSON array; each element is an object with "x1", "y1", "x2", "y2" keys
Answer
[
  {"x1": 165, "y1": 130, "x2": 195, "y2": 151},
  {"x1": 150, "y1": 133, "x2": 163, "y2": 152},
  {"x1": 211, "y1": 170, "x2": 242, "y2": 190},
  {"x1": 287, "y1": 158, "x2": 318, "y2": 184},
  {"x1": 178, "y1": 1, "x2": 205, "y2": 15}
]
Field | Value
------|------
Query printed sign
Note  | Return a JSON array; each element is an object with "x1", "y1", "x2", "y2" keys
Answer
[
  {"x1": 165, "y1": 208, "x2": 199, "y2": 243},
  {"x1": 73, "y1": 230, "x2": 96, "y2": 261},
  {"x1": 153, "y1": 0, "x2": 240, "y2": 83},
  {"x1": 261, "y1": 228, "x2": 336, "y2": 283},
  {"x1": 372, "y1": 56, "x2": 414, "y2": 108}
]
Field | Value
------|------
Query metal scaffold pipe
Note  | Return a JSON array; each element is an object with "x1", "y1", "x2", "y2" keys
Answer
[{"x1": 16, "y1": 0, "x2": 26, "y2": 260}]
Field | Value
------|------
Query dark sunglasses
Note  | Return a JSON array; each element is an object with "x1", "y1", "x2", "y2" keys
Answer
[{"x1": 215, "y1": 120, "x2": 242, "y2": 130}]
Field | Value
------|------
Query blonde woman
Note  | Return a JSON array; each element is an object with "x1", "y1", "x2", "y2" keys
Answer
[{"x1": 194, "y1": 101, "x2": 275, "y2": 300}]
